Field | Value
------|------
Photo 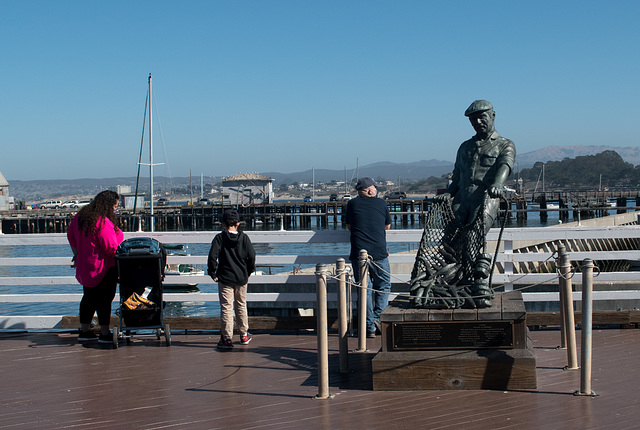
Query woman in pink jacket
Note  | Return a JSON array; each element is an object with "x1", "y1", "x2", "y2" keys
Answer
[{"x1": 67, "y1": 190, "x2": 124, "y2": 343}]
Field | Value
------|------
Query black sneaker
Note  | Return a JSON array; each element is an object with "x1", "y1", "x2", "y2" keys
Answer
[
  {"x1": 78, "y1": 330, "x2": 97, "y2": 342},
  {"x1": 98, "y1": 333, "x2": 112, "y2": 344},
  {"x1": 367, "y1": 331, "x2": 376, "y2": 338},
  {"x1": 217, "y1": 338, "x2": 233, "y2": 350}
]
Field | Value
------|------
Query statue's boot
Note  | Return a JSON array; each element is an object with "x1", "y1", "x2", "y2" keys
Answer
[{"x1": 471, "y1": 278, "x2": 493, "y2": 308}]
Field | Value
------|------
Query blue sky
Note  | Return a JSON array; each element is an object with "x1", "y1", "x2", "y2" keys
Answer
[{"x1": 1, "y1": 1, "x2": 638, "y2": 181}]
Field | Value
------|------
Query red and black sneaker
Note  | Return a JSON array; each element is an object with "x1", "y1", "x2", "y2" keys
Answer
[{"x1": 217, "y1": 338, "x2": 233, "y2": 350}]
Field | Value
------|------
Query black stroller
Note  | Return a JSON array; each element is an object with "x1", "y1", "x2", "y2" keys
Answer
[{"x1": 113, "y1": 237, "x2": 171, "y2": 348}]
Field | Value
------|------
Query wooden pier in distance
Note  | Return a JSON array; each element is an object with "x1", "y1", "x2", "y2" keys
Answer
[{"x1": 3, "y1": 188, "x2": 640, "y2": 233}]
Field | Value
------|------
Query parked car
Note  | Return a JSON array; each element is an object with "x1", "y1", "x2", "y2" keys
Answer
[
  {"x1": 59, "y1": 199, "x2": 91, "y2": 209},
  {"x1": 329, "y1": 193, "x2": 338, "y2": 201},
  {"x1": 385, "y1": 191, "x2": 407, "y2": 200},
  {"x1": 341, "y1": 194, "x2": 352, "y2": 201},
  {"x1": 157, "y1": 198, "x2": 169, "y2": 206},
  {"x1": 196, "y1": 198, "x2": 213, "y2": 206},
  {"x1": 303, "y1": 196, "x2": 313, "y2": 202},
  {"x1": 39, "y1": 200, "x2": 63, "y2": 209}
]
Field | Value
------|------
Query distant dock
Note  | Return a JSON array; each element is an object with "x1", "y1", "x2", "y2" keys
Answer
[
  {"x1": 0, "y1": 200, "x2": 423, "y2": 233},
  {"x1": 2, "y1": 189, "x2": 640, "y2": 233}
]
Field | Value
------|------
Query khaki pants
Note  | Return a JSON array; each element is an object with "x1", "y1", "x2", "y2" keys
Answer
[{"x1": 218, "y1": 283, "x2": 248, "y2": 340}]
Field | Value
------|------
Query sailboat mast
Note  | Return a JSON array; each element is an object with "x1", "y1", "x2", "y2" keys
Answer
[
  {"x1": 344, "y1": 166, "x2": 347, "y2": 194},
  {"x1": 312, "y1": 167, "x2": 315, "y2": 202},
  {"x1": 149, "y1": 74, "x2": 155, "y2": 232}
]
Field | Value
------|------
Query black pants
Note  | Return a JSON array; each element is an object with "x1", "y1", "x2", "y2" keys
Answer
[{"x1": 79, "y1": 267, "x2": 118, "y2": 326}]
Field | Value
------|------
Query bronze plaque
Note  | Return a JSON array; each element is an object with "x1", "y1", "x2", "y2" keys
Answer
[{"x1": 392, "y1": 321, "x2": 514, "y2": 350}]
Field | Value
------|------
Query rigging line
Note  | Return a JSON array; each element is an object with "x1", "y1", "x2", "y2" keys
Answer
[
  {"x1": 488, "y1": 194, "x2": 510, "y2": 290},
  {"x1": 348, "y1": 164, "x2": 357, "y2": 188},
  {"x1": 150, "y1": 88, "x2": 173, "y2": 191},
  {"x1": 133, "y1": 89, "x2": 149, "y2": 216}
]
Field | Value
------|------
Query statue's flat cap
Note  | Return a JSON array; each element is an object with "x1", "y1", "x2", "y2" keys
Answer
[{"x1": 465, "y1": 100, "x2": 493, "y2": 116}]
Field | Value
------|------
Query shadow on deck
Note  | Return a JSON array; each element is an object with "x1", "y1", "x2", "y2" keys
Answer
[{"x1": 0, "y1": 328, "x2": 639, "y2": 429}]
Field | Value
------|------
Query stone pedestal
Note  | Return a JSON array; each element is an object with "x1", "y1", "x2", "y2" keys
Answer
[{"x1": 372, "y1": 291, "x2": 537, "y2": 390}]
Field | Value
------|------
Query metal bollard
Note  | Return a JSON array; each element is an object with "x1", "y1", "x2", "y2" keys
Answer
[
  {"x1": 575, "y1": 259, "x2": 597, "y2": 396},
  {"x1": 313, "y1": 264, "x2": 333, "y2": 399},
  {"x1": 558, "y1": 247, "x2": 567, "y2": 349},
  {"x1": 336, "y1": 258, "x2": 349, "y2": 374},
  {"x1": 355, "y1": 250, "x2": 369, "y2": 352},
  {"x1": 558, "y1": 244, "x2": 579, "y2": 370}
]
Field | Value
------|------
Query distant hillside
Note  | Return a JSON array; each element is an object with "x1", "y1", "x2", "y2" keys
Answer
[
  {"x1": 261, "y1": 159, "x2": 454, "y2": 184},
  {"x1": 517, "y1": 146, "x2": 640, "y2": 168},
  {"x1": 8, "y1": 160, "x2": 453, "y2": 202},
  {"x1": 8, "y1": 147, "x2": 640, "y2": 202}
]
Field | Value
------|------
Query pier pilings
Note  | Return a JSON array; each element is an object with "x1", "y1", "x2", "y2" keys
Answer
[{"x1": 3, "y1": 190, "x2": 640, "y2": 233}]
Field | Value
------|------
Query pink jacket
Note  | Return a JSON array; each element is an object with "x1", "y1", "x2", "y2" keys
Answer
[{"x1": 67, "y1": 215, "x2": 124, "y2": 288}]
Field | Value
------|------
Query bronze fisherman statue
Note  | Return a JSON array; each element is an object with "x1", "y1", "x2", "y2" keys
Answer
[{"x1": 410, "y1": 100, "x2": 515, "y2": 309}]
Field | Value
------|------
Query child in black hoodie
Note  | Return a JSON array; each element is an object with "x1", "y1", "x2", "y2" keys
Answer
[{"x1": 208, "y1": 209, "x2": 256, "y2": 350}]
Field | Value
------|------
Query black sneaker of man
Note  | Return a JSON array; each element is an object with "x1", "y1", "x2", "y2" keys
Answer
[
  {"x1": 367, "y1": 331, "x2": 376, "y2": 338},
  {"x1": 98, "y1": 333, "x2": 113, "y2": 344},
  {"x1": 78, "y1": 330, "x2": 97, "y2": 342}
]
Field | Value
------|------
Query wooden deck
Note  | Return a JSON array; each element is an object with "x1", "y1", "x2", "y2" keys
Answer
[{"x1": 1, "y1": 328, "x2": 639, "y2": 430}]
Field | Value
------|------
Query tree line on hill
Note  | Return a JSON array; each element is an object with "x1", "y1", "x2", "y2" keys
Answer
[
  {"x1": 517, "y1": 150, "x2": 639, "y2": 190},
  {"x1": 401, "y1": 150, "x2": 639, "y2": 195}
]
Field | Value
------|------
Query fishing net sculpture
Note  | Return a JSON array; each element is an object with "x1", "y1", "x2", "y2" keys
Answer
[{"x1": 409, "y1": 197, "x2": 495, "y2": 309}]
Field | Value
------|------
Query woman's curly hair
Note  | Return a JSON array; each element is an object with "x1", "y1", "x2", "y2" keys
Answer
[{"x1": 76, "y1": 190, "x2": 120, "y2": 235}]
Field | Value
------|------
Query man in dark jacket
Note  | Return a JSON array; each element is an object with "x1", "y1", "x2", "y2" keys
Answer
[
  {"x1": 346, "y1": 177, "x2": 392, "y2": 338},
  {"x1": 208, "y1": 209, "x2": 256, "y2": 350}
]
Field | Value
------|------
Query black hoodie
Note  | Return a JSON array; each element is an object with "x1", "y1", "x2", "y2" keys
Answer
[{"x1": 207, "y1": 230, "x2": 256, "y2": 286}]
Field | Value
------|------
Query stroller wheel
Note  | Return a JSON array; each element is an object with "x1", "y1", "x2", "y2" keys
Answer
[
  {"x1": 164, "y1": 323, "x2": 171, "y2": 347},
  {"x1": 112, "y1": 326, "x2": 119, "y2": 349}
]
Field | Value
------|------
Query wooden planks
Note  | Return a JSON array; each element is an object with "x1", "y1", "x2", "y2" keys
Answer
[{"x1": 0, "y1": 329, "x2": 639, "y2": 429}]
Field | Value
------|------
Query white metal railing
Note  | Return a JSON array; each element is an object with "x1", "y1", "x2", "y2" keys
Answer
[{"x1": 1, "y1": 226, "x2": 640, "y2": 330}]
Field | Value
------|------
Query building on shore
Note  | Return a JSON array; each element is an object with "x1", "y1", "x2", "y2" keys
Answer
[
  {"x1": 0, "y1": 171, "x2": 15, "y2": 210},
  {"x1": 222, "y1": 173, "x2": 274, "y2": 205},
  {"x1": 117, "y1": 185, "x2": 147, "y2": 210}
]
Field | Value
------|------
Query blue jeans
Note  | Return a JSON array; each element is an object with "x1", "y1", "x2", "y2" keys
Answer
[{"x1": 351, "y1": 257, "x2": 391, "y2": 333}]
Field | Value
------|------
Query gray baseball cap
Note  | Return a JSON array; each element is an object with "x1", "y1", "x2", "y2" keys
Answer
[{"x1": 355, "y1": 177, "x2": 377, "y2": 190}]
